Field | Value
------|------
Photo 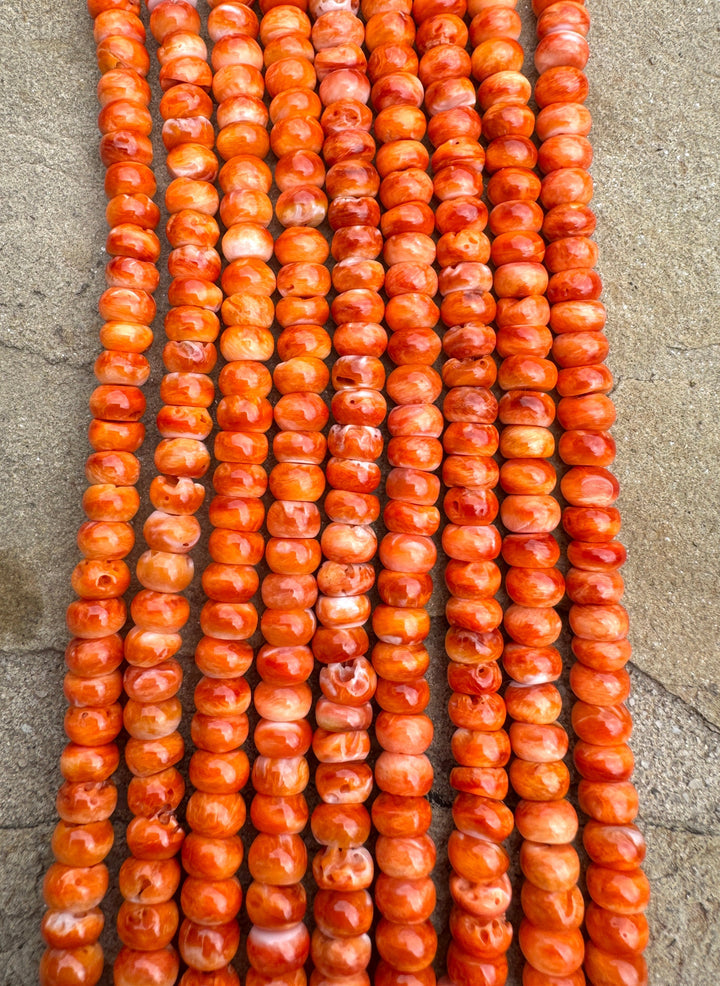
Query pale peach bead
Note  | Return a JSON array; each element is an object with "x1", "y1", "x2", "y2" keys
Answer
[
  {"x1": 316, "y1": 595, "x2": 372, "y2": 629},
  {"x1": 222, "y1": 224, "x2": 274, "y2": 262},
  {"x1": 313, "y1": 728, "x2": 371, "y2": 764},
  {"x1": 315, "y1": 699, "x2": 373, "y2": 732},
  {"x1": 211, "y1": 35, "x2": 263, "y2": 71},
  {"x1": 313, "y1": 846, "x2": 374, "y2": 892},
  {"x1": 515, "y1": 799, "x2": 579, "y2": 845},
  {"x1": 321, "y1": 524, "x2": 377, "y2": 564},
  {"x1": 319, "y1": 68, "x2": 371, "y2": 106},
  {"x1": 375, "y1": 752, "x2": 433, "y2": 797},
  {"x1": 143, "y1": 511, "x2": 201, "y2": 554}
]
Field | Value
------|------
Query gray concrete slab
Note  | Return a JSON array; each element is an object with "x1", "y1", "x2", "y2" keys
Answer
[{"x1": 0, "y1": 0, "x2": 719, "y2": 984}]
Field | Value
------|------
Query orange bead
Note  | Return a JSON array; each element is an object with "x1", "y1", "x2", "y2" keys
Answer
[
  {"x1": 181, "y1": 834, "x2": 244, "y2": 882},
  {"x1": 448, "y1": 832, "x2": 508, "y2": 883},
  {"x1": 51, "y1": 819, "x2": 114, "y2": 868},
  {"x1": 583, "y1": 821, "x2": 646, "y2": 871},
  {"x1": 449, "y1": 910, "x2": 513, "y2": 961},
  {"x1": 585, "y1": 902, "x2": 649, "y2": 956},
  {"x1": 112, "y1": 947, "x2": 179, "y2": 986},
  {"x1": 521, "y1": 883, "x2": 584, "y2": 932},
  {"x1": 117, "y1": 900, "x2": 178, "y2": 950},
  {"x1": 584, "y1": 943, "x2": 648, "y2": 986},
  {"x1": 247, "y1": 923, "x2": 310, "y2": 976},
  {"x1": 449, "y1": 873, "x2": 511, "y2": 923},
  {"x1": 39, "y1": 944, "x2": 104, "y2": 986},
  {"x1": 518, "y1": 920, "x2": 584, "y2": 977},
  {"x1": 178, "y1": 919, "x2": 241, "y2": 972},
  {"x1": 520, "y1": 842, "x2": 579, "y2": 893},
  {"x1": 446, "y1": 943, "x2": 507, "y2": 986},
  {"x1": 586, "y1": 864, "x2": 650, "y2": 915},
  {"x1": 245, "y1": 880, "x2": 306, "y2": 929},
  {"x1": 43, "y1": 861, "x2": 109, "y2": 913},
  {"x1": 376, "y1": 919, "x2": 437, "y2": 973}
]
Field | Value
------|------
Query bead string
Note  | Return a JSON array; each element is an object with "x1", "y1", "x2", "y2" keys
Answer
[
  {"x1": 173, "y1": 1, "x2": 271, "y2": 982},
  {"x1": 243, "y1": 3, "x2": 332, "y2": 981},
  {"x1": 306, "y1": 3, "x2": 383, "y2": 983},
  {"x1": 530, "y1": 1, "x2": 650, "y2": 983},
  {"x1": 362, "y1": 0, "x2": 446, "y2": 978},
  {"x1": 422, "y1": 0, "x2": 516, "y2": 982},
  {"x1": 113, "y1": 1, "x2": 220, "y2": 982},
  {"x1": 470, "y1": 1, "x2": 588, "y2": 982},
  {"x1": 40, "y1": 2, "x2": 154, "y2": 984}
]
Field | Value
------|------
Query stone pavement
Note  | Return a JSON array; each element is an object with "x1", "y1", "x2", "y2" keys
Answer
[{"x1": 0, "y1": 1, "x2": 718, "y2": 983}]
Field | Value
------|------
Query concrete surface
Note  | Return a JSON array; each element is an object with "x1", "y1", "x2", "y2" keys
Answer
[{"x1": 0, "y1": 0, "x2": 718, "y2": 983}]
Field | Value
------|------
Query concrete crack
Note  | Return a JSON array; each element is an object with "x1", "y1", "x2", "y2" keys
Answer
[{"x1": 631, "y1": 664, "x2": 720, "y2": 734}]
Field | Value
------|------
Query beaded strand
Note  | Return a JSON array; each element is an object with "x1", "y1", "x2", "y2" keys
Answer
[
  {"x1": 531, "y1": 2, "x2": 650, "y2": 983},
  {"x1": 172, "y1": 1, "x2": 271, "y2": 982},
  {"x1": 418, "y1": 0, "x2": 517, "y2": 981},
  {"x1": 40, "y1": 3, "x2": 155, "y2": 984},
  {"x1": 113, "y1": 2, "x2": 220, "y2": 982},
  {"x1": 468, "y1": 2, "x2": 588, "y2": 982},
  {"x1": 363, "y1": 0, "x2": 444, "y2": 978},
  {"x1": 306, "y1": 3, "x2": 384, "y2": 983},
  {"x1": 243, "y1": 3, "x2": 332, "y2": 981}
]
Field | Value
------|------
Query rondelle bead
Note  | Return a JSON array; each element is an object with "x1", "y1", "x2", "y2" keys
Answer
[{"x1": 584, "y1": 942, "x2": 648, "y2": 986}]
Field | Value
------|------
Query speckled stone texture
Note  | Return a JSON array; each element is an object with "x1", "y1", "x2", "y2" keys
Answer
[{"x1": 0, "y1": 1, "x2": 718, "y2": 984}]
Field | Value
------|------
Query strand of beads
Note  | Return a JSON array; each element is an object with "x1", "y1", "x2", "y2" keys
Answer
[
  {"x1": 531, "y1": 3, "x2": 650, "y2": 984},
  {"x1": 242, "y1": 4, "x2": 331, "y2": 983},
  {"x1": 361, "y1": 0, "x2": 444, "y2": 979},
  {"x1": 304, "y1": 4, "x2": 382, "y2": 984},
  {"x1": 415, "y1": 0, "x2": 517, "y2": 981},
  {"x1": 472, "y1": 3, "x2": 587, "y2": 983},
  {"x1": 40, "y1": 4, "x2": 154, "y2": 985},
  {"x1": 172, "y1": 2, "x2": 271, "y2": 982},
  {"x1": 113, "y1": 2, "x2": 219, "y2": 983}
]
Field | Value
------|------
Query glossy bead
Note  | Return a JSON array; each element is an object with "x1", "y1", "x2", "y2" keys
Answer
[
  {"x1": 585, "y1": 903, "x2": 649, "y2": 956},
  {"x1": 518, "y1": 920, "x2": 584, "y2": 976},
  {"x1": 375, "y1": 919, "x2": 437, "y2": 972},
  {"x1": 39, "y1": 944, "x2": 105, "y2": 986},
  {"x1": 520, "y1": 843, "x2": 579, "y2": 893},
  {"x1": 584, "y1": 943, "x2": 648, "y2": 986}
]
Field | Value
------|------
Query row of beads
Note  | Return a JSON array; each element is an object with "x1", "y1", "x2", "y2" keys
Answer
[
  {"x1": 174, "y1": 0, "x2": 273, "y2": 981},
  {"x1": 530, "y1": 1, "x2": 650, "y2": 984},
  {"x1": 40, "y1": 2, "x2": 156, "y2": 984},
  {"x1": 113, "y1": 1, "x2": 220, "y2": 983},
  {"x1": 366, "y1": 0, "x2": 442, "y2": 980},
  {"x1": 308, "y1": 5, "x2": 382, "y2": 985},
  {"x1": 425, "y1": 0, "x2": 515, "y2": 982},
  {"x1": 475, "y1": 2, "x2": 587, "y2": 982},
  {"x1": 244, "y1": 2, "x2": 326, "y2": 981}
]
